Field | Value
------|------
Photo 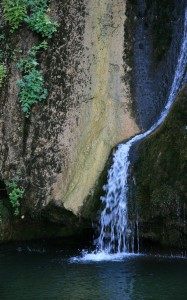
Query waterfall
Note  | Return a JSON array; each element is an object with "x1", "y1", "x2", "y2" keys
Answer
[{"x1": 96, "y1": 8, "x2": 187, "y2": 254}]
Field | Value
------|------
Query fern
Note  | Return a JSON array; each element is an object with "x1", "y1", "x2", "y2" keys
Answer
[
  {"x1": 2, "y1": 0, "x2": 27, "y2": 32},
  {"x1": 17, "y1": 42, "x2": 48, "y2": 117},
  {"x1": 17, "y1": 69, "x2": 47, "y2": 117},
  {"x1": 25, "y1": 0, "x2": 58, "y2": 38},
  {"x1": 25, "y1": 11, "x2": 58, "y2": 38}
]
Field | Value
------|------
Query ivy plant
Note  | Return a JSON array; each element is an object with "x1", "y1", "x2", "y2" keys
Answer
[{"x1": 5, "y1": 179, "x2": 24, "y2": 216}]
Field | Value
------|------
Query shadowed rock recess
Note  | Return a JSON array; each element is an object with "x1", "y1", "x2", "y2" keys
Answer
[{"x1": 0, "y1": 0, "x2": 186, "y2": 244}]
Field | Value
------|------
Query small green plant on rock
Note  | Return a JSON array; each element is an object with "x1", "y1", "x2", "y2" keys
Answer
[
  {"x1": 25, "y1": 0, "x2": 58, "y2": 38},
  {"x1": 17, "y1": 41, "x2": 48, "y2": 117},
  {"x1": 0, "y1": 34, "x2": 5, "y2": 41},
  {"x1": 25, "y1": 9, "x2": 58, "y2": 38},
  {"x1": 0, "y1": 63, "x2": 7, "y2": 88},
  {"x1": 5, "y1": 179, "x2": 24, "y2": 216},
  {"x1": 17, "y1": 41, "x2": 48, "y2": 73},
  {"x1": 2, "y1": 0, "x2": 57, "y2": 116},
  {"x1": 2, "y1": 0, "x2": 27, "y2": 32},
  {"x1": 17, "y1": 69, "x2": 47, "y2": 117},
  {"x1": 2, "y1": 0, "x2": 58, "y2": 37}
]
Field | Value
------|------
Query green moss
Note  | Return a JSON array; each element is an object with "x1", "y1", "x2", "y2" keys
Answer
[
  {"x1": 0, "y1": 63, "x2": 6, "y2": 88},
  {"x1": 0, "y1": 200, "x2": 9, "y2": 223},
  {"x1": 135, "y1": 85, "x2": 187, "y2": 247}
]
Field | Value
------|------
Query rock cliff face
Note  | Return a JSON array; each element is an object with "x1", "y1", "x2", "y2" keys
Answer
[
  {"x1": 133, "y1": 0, "x2": 186, "y2": 129},
  {"x1": 0, "y1": 0, "x2": 186, "y2": 245},
  {"x1": 47, "y1": 0, "x2": 139, "y2": 214},
  {"x1": 0, "y1": 0, "x2": 139, "y2": 240}
]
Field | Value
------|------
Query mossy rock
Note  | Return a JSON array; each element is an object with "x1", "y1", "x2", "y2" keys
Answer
[
  {"x1": 0, "y1": 200, "x2": 10, "y2": 241},
  {"x1": 0, "y1": 200, "x2": 9, "y2": 222},
  {"x1": 135, "y1": 84, "x2": 187, "y2": 248}
]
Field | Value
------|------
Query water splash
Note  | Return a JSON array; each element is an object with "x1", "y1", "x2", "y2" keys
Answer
[
  {"x1": 96, "y1": 7, "x2": 187, "y2": 254},
  {"x1": 70, "y1": 250, "x2": 141, "y2": 263}
]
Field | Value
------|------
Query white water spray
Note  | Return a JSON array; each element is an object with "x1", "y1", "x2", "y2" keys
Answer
[{"x1": 96, "y1": 8, "x2": 187, "y2": 254}]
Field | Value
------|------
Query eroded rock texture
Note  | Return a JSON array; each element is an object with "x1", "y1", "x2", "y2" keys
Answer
[{"x1": 0, "y1": 0, "x2": 139, "y2": 240}]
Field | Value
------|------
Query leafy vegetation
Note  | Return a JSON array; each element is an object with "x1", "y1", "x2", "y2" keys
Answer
[
  {"x1": 17, "y1": 41, "x2": 47, "y2": 72},
  {"x1": 2, "y1": 0, "x2": 27, "y2": 32},
  {"x1": 17, "y1": 69, "x2": 47, "y2": 117},
  {"x1": 25, "y1": 1, "x2": 58, "y2": 38},
  {"x1": 17, "y1": 41, "x2": 48, "y2": 117},
  {"x1": 5, "y1": 179, "x2": 24, "y2": 216},
  {"x1": 0, "y1": 63, "x2": 7, "y2": 88},
  {"x1": 0, "y1": 34, "x2": 5, "y2": 41},
  {"x1": 2, "y1": 0, "x2": 58, "y2": 37},
  {"x1": 2, "y1": 0, "x2": 57, "y2": 116}
]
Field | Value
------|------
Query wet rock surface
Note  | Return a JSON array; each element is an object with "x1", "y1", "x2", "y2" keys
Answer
[
  {"x1": 133, "y1": 0, "x2": 186, "y2": 129},
  {"x1": 134, "y1": 85, "x2": 187, "y2": 249}
]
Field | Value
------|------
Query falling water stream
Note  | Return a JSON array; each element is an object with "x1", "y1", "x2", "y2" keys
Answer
[{"x1": 95, "y1": 7, "x2": 187, "y2": 256}]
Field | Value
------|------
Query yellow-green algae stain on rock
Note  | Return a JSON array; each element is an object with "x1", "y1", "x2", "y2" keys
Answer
[{"x1": 51, "y1": 0, "x2": 139, "y2": 215}]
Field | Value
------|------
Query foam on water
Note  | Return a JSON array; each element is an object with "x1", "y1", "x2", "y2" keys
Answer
[
  {"x1": 70, "y1": 250, "x2": 141, "y2": 263},
  {"x1": 69, "y1": 251, "x2": 187, "y2": 263}
]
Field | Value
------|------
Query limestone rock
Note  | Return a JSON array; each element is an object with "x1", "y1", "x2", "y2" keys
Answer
[{"x1": 0, "y1": 0, "x2": 139, "y2": 229}]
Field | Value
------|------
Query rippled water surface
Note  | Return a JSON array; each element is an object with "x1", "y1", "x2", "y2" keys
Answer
[{"x1": 0, "y1": 244, "x2": 187, "y2": 300}]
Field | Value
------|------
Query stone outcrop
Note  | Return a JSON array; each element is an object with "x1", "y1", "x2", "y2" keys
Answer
[
  {"x1": 0, "y1": 0, "x2": 139, "y2": 240},
  {"x1": 48, "y1": 0, "x2": 139, "y2": 214}
]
